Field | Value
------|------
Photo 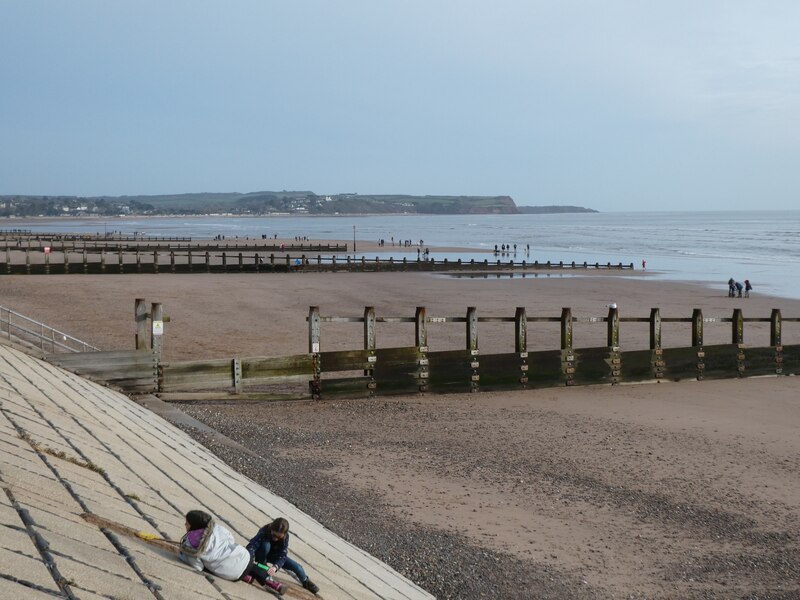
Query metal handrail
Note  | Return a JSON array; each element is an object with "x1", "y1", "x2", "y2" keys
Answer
[{"x1": 0, "y1": 305, "x2": 99, "y2": 353}]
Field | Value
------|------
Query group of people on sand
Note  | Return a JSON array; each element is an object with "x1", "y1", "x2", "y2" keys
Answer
[
  {"x1": 727, "y1": 277, "x2": 753, "y2": 298},
  {"x1": 179, "y1": 509, "x2": 319, "y2": 596}
]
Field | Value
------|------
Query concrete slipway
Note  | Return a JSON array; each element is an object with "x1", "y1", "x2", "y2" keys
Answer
[{"x1": 0, "y1": 342, "x2": 435, "y2": 600}]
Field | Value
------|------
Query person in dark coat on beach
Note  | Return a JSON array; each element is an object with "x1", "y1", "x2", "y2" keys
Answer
[
  {"x1": 735, "y1": 281, "x2": 744, "y2": 297},
  {"x1": 728, "y1": 278, "x2": 736, "y2": 297},
  {"x1": 246, "y1": 517, "x2": 319, "y2": 595},
  {"x1": 744, "y1": 279, "x2": 753, "y2": 297}
]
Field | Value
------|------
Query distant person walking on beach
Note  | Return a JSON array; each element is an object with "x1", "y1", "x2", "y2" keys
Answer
[
  {"x1": 642, "y1": 259, "x2": 646, "y2": 270},
  {"x1": 247, "y1": 517, "x2": 319, "y2": 595},
  {"x1": 744, "y1": 279, "x2": 753, "y2": 298}
]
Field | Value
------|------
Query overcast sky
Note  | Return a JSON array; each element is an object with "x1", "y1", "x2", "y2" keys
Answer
[{"x1": 2, "y1": 1, "x2": 799, "y2": 211}]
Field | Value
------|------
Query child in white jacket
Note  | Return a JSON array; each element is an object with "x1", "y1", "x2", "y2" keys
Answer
[{"x1": 179, "y1": 510, "x2": 286, "y2": 594}]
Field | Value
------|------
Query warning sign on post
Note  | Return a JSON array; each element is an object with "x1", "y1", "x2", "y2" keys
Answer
[
  {"x1": 44, "y1": 247, "x2": 51, "y2": 254},
  {"x1": 152, "y1": 321, "x2": 164, "y2": 336}
]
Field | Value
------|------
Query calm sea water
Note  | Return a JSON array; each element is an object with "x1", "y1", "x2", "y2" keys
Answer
[{"x1": 7, "y1": 210, "x2": 800, "y2": 299}]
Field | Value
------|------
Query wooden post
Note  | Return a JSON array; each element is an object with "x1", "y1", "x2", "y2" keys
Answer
[
  {"x1": 134, "y1": 298, "x2": 148, "y2": 350},
  {"x1": 118, "y1": 249, "x2": 124, "y2": 273},
  {"x1": 560, "y1": 307, "x2": 573, "y2": 350},
  {"x1": 514, "y1": 307, "x2": 527, "y2": 353},
  {"x1": 152, "y1": 250, "x2": 158, "y2": 274},
  {"x1": 466, "y1": 307, "x2": 478, "y2": 352},
  {"x1": 222, "y1": 251, "x2": 227, "y2": 271},
  {"x1": 607, "y1": 306, "x2": 619, "y2": 348},
  {"x1": 364, "y1": 306, "x2": 376, "y2": 385},
  {"x1": 649, "y1": 308, "x2": 664, "y2": 379},
  {"x1": 232, "y1": 358, "x2": 242, "y2": 393},
  {"x1": 150, "y1": 302, "x2": 164, "y2": 359},
  {"x1": 692, "y1": 308, "x2": 704, "y2": 380},
  {"x1": 188, "y1": 250, "x2": 193, "y2": 271},
  {"x1": 364, "y1": 306, "x2": 376, "y2": 352},
  {"x1": 466, "y1": 307, "x2": 479, "y2": 392},
  {"x1": 561, "y1": 307, "x2": 574, "y2": 386},
  {"x1": 692, "y1": 308, "x2": 703, "y2": 347},
  {"x1": 649, "y1": 308, "x2": 662, "y2": 349},
  {"x1": 44, "y1": 250, "x2": 50, "y2": 274},
  {"x1": 415, "y1": 307, "x2": 428, "y2": 392},
  {"x1": 308, "y1": 306, "x2": 321, "y2": 353},
  {"x1": 136, "y1": 249, "x2": 141, "y2": 273},
  {"x1": 606, "y1": 305, "x2": 621, "y2": 384},
  {"x1": 770, "y1": 309, "x2": 782, "y2": 347},
  {"x1": 515, "y1": 307, "x2": 528, "y2": 387},
  {"x1": 170, "y1": 251, "x2": 176, "y2": 273},
  {"x1": 415, "y1": 306, "x2": 427, "y2": 348},
  {"x1": 26, "y1": 249, "x2": 31, "y2": 274},
  {"x1": 732, "y1": 308, "x2": 744, "y2": 344},
  {"x1": 771, "y1": 309, "x2": 783, "y2": 375},
  {"x1": 100, "y1": 250, "x2": 106, "y2": 273},
  {"x1": 64, "y1": 250, "x2": 69, "y2": 274},
  {"x1": 83, "y1": 249, "x2": 88, "y2": 274},
  {"x1": 205, "y1": 251, "x2": 210, "y2": 272},
  {"x1": 5, "y1": 247, "x2": 9, "y2": 274},
  {"x1": 238, "y1": 252, "x2": 243, "y2": 271}
]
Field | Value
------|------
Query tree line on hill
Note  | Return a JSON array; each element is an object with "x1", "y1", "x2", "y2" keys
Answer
[{"x1": 0, "y1": 191, "x2": 597, "y2": 217}]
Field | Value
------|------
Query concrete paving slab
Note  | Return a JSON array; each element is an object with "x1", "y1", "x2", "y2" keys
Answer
[
  {"x1": 0, "y1": 577, "x2": 63, "y2": 599},
  {"x1": 0, "y1": 344, "x2": 435, "y2": 600},
  {"x1": 0, "y1": 543, "x2": 59, "y2": 590},
  {"x1": 51, "y1": 555, "x2": 156, "y2": 600}
]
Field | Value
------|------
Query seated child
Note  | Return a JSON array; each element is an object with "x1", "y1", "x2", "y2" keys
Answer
[
  {"x1": 179, "y1": 510, "x2": 286, "y2": 594},
  {"x1": 246, "y1": 517, "x2": 319, "y2": 595}
]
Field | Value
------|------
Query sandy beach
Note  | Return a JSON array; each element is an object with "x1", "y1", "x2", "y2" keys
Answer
[{"x1": 2, "y1": 263, "x2": 799, "y2": 598}]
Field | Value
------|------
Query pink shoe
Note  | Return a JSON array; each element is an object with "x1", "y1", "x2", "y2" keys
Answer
[
  {"x1": 264, "y1": 579, "x2": 286, "y2": 595},
  {"x1": 242, "y1": 574, "x2": 253, "y2": 584}
]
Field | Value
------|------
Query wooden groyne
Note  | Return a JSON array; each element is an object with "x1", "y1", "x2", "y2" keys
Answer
[
  {"x1": 41, "y1": 301, "x2": 800, "y2": 400},
  {"x1": 1, "y1": 247, "x2": 632, "y2": 274}
]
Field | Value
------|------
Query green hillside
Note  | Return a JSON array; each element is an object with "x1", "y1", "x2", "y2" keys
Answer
[{"x1": 0, "y1": 191, "x2": 595, "y2": 217}]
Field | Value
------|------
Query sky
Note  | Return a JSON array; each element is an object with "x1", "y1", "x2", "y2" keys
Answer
[{"x1": 1, "y1": 1, "x2": 799, "y2": 212}]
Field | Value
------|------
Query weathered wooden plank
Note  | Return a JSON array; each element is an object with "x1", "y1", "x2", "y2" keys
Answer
[
  {"x1": 241, "y1": 354, "x2": 315, "y2": 378},
  {"x1": 742, "y1": 346, "x2": 781, "y2": 376},
  {"x1": 427, "y1": 349, "x2": 475, "y2": 393},
  {"x1": 47, "y1": 356, "x2": 157, "y2": 371},
  {"x1": 318, "y1": 376, "x2": 373, "y2": 398},
  {"x1": 158, "y1": 391, "x2": 311, "y2": 402},
  {"x1": 45, "y1": 350, "x2": 153, "y2": 364},
  {"x1": 161, "y1": 359, "x2": 232, "y2": 374},
  {"x1": 374, "y1": 347, "x2": 420, "y2": 363},
  {"x1": 319, "y1": 350, "x2": 370, "y2": 371},
  {"x1": 523, "y1": 349, "x2": 564, "y2": 387},
  {"x1": 478, "y1": 352, "x2": 527, "y2": 391},
  {"x1": 660, "y1": 346, "x2": 702, "y2": 381},
  {"x1": 572, "y1": 347, "x2": 617, "y2": 385},
  {"x1": 241, "y1": 373, "x2": 312, "y2": 387},
  {"x1": 701, "y1": 344, "x2": 744, "y2": 379},
  {"x1": 618, "y1": 349, "x2": 658, "y2": 382},
  {"x1": 372, "y1": 347, "x2": 422, "y2": 394},
  {"x1": 781, "y1": 343, "x2": 800, "y2": 375},
  {"x1": 159, "y1": 377, "x2": 233, "y2": 392}
]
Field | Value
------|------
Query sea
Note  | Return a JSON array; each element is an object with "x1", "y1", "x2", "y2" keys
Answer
[{"x1": 5, "y1": 210, "x2": 800, "y2": 300}]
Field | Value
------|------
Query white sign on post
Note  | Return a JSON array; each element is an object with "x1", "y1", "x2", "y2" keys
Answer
[{"x1": 152, "y1": 321, "x2": 164, "y2": 336}]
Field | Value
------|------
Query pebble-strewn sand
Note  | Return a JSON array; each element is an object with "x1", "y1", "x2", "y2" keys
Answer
[{"x1": 3, "y1": 268, "x2": 799, "y2": 598}]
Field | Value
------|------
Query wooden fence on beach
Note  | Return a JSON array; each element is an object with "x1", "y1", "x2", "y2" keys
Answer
[
  {"x1": 1, "y1": 247, "x2": 632, "y2": 275},
  {"x1": 42, "y1": 300, "x2": 800, "y2": 401}
]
